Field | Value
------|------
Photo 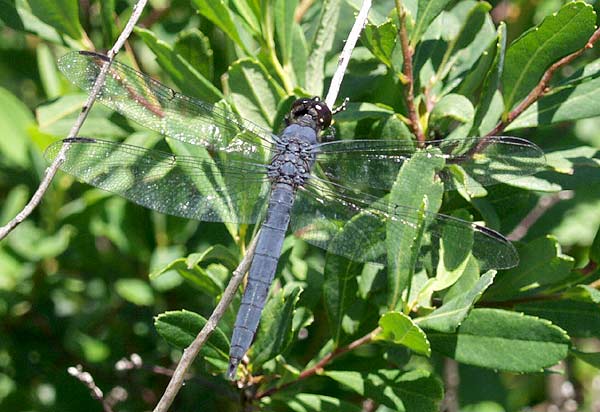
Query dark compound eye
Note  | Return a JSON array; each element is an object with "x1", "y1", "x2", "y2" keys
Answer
[{"x1": 313, "y1": 102, "x2": 332, "y2": 129}]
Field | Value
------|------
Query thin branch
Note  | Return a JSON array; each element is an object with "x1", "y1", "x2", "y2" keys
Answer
[
  {"x1": 507, "y1": 190, "x2": 574, "y2": 242},
  {"x1": 441, "y1": 358, "x2": 459, "y2": 412},
  {"x1": 486, "y1": 26, "x2": 600, "y2": 137},
  {"x1": 152, "y1": 235, "x2": 259, "y2": 412},
  {"x1": 255, "y1": 328, "x2": 377, "y2": 399},
  {"x1": 395, "y1": 0, "x2": 425, "y2": 144},
  {"x1": 294, "y1": 0, "x2": 315, "y2": 23},
  {"x1": 68, "y1": 365, "x2": 127, "y2": 412},
  {"x1": 0, "y1": 0, "x2": 149, "y2": 242},
  {"x1": 324, "y1": 0, "x2": 372, "y2": 109}
]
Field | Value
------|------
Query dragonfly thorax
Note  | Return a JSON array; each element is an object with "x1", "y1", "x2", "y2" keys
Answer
[{"x1": 268, "y1": 125, "x2": 316, "y2": 188}]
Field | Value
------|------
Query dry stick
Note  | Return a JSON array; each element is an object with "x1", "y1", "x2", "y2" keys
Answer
[
  {"x1": 486, "y1": 26, "x2": 600, "y2": 138},
  {"x1": 255, "y1": 328, "x2": 378, "y2": 399},
  {"x1": 507, "y1": 190, "x2": 574, "y2": 242},
  {"x1": 395, "y1": 0, "x2": 425, "y2": 144},
  {"x1": 0, "y1": 0, "x2": 149, "y2": 242},
  {"x1": 152, "y1": 236, "x2": 258, "y2": 412},
  {"x1": 324, "y1": 0, "x2": 372, "y2": 109}
]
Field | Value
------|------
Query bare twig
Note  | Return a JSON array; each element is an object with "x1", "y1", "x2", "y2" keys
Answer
[
  {"x1": 294, "y1": 0, "x2": 315, "y2": 23},
  {"x1": 395, "y1": 0, "x2": 425, "y2": 144},
  {"x1": 255, "y1": 328, "x2": 377, "y2": 399},
  {"x1": 507, "y1": 190, "x2": 574, "y2": 241},
  {"x1": 68, "y1": 365, "x2": 127, "y2": 412},
  {"x1": 0, "y1": 0, "x2": 149, "y2": 241},
  {"x1": 441, "y1": 358, "x2": 459, "y2": 412},
  {"x1": 152, "y1": 235, "x2": 259, "y2": 412},
  {"x1": 324, "y1": 0, "x2": 372, "y2": 109},
  {"x1": 486, "y1": 26, "x2": 600, "y2": 137}
]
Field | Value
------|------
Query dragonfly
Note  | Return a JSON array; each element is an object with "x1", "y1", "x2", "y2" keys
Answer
[{"x1": 46, "y1": 51, "x2": 545, "y2": 379}]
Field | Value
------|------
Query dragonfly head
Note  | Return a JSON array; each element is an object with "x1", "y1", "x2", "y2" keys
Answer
[{"x1": 286, "y1": 96, "x2": 332, "y2": 132}]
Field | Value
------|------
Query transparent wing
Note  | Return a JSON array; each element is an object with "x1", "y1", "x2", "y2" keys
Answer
[
  {"x1": 291, "y1": 179, "x2": 517, "y2": 270},
  {"x1": 45, "y1": 138, "x2": 271, "y2": 223},
  {"x1": 313, "y1": 136, "x2": 545, "y2": 191},
  {"x1": 58, "y1": 51, "x2": 274, "y2": 161}
]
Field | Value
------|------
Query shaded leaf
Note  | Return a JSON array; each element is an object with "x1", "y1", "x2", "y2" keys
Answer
[
  {"x1": 571, "y1": 349, "x2": 600, "y2": 369},
  {"x1": 173, "y1": 29, "x2": 214, "y2": 81},
  {"x1": 28, "y1": 0, "x2": 83, "y2": 39},
  {"x1": 428, "y1": 308, "x2": 570, "y2": 372},
  {"x1": 282, "y1": 393, "x2": 362, "y2": 412},
  {"x1": 305, "y1": 0, "x2": 341, "y2": 96},
  {"x1": 226, "y1": 58, "x2": 285, "y2": 128},
  {"x1": 191, "y1": 0, "x2": 248, "y2": 52},
  {"x1": 323, "y1": 254, "x2": 360, "y2": 345},
  {"x1": 252, "y1": 286, "x2": 302, "y2": 366},
  {"x1": 411, "y1": 0, "x2": 453, "y2": 45},
  {"x1": 484, "y1": 236, "x2": 574, "y2": 301},
  {"x1": 154, "y1": 310, "x2": 229, "y2": 366},
  {"x1": 135, "y1": 27, "x2": 223, "y2": 103},
  {"x1": 149, "y1": 258, "x2": 222, "y2": 296},
  {"x1": 326, "y1": 369, "x2": 444, "y2": 412},
  {"x1": 516, "y1": 300, "x2": 600, "y2": 338}
]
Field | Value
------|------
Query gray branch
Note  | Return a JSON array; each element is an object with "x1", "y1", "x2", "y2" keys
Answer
[{"x1": 0, "y1": 0, "x2": 149, "y2": 241}]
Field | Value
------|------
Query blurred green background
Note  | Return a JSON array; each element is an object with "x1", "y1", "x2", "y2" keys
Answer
[{"x1": 1, "y1": 0, "x2": 600, "y2": 411}]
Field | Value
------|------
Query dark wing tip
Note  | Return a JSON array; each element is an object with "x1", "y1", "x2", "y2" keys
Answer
[
  {"x1": 43, "y1": 137, "x2": 98, "y2": 162},
  {"x1": 77, "y1": 50, "x2": 110, "y2": 61},
  {"x1": 473, "y1": 223, "x2": 519, "y2": 270}
]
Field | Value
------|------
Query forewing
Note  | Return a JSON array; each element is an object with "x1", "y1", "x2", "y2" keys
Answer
[
  {"x1": 45, "y1": 138, "x2": 270, "y2": 223},
  {"x1": 291, "y1": 180, "x2": 518, "y2": 271},
  {"x1": 57, "y1": 51, "x2": 274, "y2": 161},
  {"x1": 313, "y1": 136, "x2": 545, "y2": 192}
]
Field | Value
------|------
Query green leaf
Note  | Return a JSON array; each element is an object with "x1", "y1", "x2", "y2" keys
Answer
[
  {"x1": 323, "y1": 254, "x2": 360, "y2": 345},
  {"x1": 387, "y1": 150, "x2": 444, "y2": 309},
  {"x1": 99, "y1": 0, "x2": 117, "y2": 45},
  {"x1": 516, "y1": 300, "x2": 600, "y2": 338},
  {"x1": 563, "y1": 285, "x2": 600, "y2": 304},
  {"x1": 429, "y1": 93, "x2": 474, "y2": 131},
  {"x1": 8, "y1": 222, "x2": 73, "y2": 260},
  {"x1": 417, "y1": 270, "x2": 495, "y2": 333},
  {"x1": 508, "y1": 75, "x2": 600, "y2": 130},
  {"x1": 36, "y1": 94, "x2": 128, "y2": 138},
  {"x1": 28, "y1": 0, "x2": 83, "y2": 39},
  {"x1": 282, "y1": 393, "x2": 362, "y2": 412},
  {"x1": 362, "y1": 20, "x2": 397, "y2": 69},
  {"x1": 115, "y1": 278, "x2": 155, "y2": 306},
  {"x1": 326, "y1": 369, "x2": 444, "y2": 412},
  {"x1": 375, "y1": 311, "x2": 431, "y2": 356},
  {"x1": 135, "y1": 27, "x2": 223, "y2": 103},
  {"x1": 149, "y1": 258, "x2": 222, "y2": 296},
  {"x1": 470, "y1": 23, "x2": 506, "y2": 135},
  {"x1": 544, "y1": 146, "x2": 600, "y2": 175},
  {"x1": 226, "y1": 58, "x2": 285, "y2": 128},
  {"x1": 274, "y1": 0, "x2": 297, "y2": 65},
  {"x1": 305, "y1": 0, "x2": 341, "y2": 96},
  {"x1": 191, "y1": 0, "x2": 248, "y2": 53},
  {"x1": 435, "y1": 2, "x2": 492, "y2": 85},
  {"x1": 154, "y1": 310, "x2": 229, "y2": 367},
  {"x1": 252, "y1": 286, "x2": 302, "y2": 366},
  {"x1": 571, "y1": 349, "x2": 600, "y2": 369},
  {"x1": 37, "y1": 43, "x2": 61, "y2": 99},
  {"x1": 173, "y1": 29, "x2": 214, "y2": 82},
  {"x1": 428, "y1": 308, "x2": 570, "y2": 372},
  {"x1": 0, "y1": 185, "x2": 28, "y2": 226},
  {"x1": 187, "y1": 245, "x2": 240, "y2": 272},
  {"x1": 0, "y1": 87, "x2": 33, "y2": 168},
  {"x1": 502, "y1": 1, "x2": 596, "y2": 111},
  {"x1": 484, "y1": 236, "x2": 574, "y2": 301},
  {"x1": 411, "y1": 0, "x2": 453, "y2": 45}
]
